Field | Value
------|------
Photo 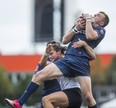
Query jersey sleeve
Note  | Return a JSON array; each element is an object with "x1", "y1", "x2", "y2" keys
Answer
[{"x1": 94, "y1": 26, "x2": 106, "y2": 39}]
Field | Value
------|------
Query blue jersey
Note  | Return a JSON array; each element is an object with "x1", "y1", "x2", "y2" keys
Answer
[
  {"x1": 66, "y1": 26, "x2": 105, "y2": 61},
  {"x1": 34, "y1": 63, "x2": 61, "y2": 97},
  {"x1": 54, "y1": 26, "x2": 105, "y2": 77}
]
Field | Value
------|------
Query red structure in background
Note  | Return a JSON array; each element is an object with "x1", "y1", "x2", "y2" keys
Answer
[
  {"x1": 98, "y1": 54, "x2": 113, "y2": 69},
  {"x1": 0, "y1": 55, "x2": 41, "y2": 73},
  {"x1": 0, "y1": 54, "x2": 115, "y2": 73}
]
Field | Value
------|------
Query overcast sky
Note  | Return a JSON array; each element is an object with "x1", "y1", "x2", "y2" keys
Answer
[{"x1": 0, "y1": 0, "x2": 116, "y2": 54}]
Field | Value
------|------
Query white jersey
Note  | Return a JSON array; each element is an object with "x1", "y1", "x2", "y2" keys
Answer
[{"x1": 57, "y1": 76, "x2": 81, "y2": 90}]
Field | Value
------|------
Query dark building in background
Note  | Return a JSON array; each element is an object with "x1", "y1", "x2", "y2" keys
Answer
[{"x1": 34, "y1": 0, "x2": 64, "y2": 42}]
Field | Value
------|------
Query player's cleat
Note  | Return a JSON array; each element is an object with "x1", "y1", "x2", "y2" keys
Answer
[{"x1": 4, "y1": 98, "x2": 22, "y2": 108}]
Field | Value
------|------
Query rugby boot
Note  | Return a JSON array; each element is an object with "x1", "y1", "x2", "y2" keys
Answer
[{"x1": 4, "y1": 98, "x2": 22, "y2": 108}]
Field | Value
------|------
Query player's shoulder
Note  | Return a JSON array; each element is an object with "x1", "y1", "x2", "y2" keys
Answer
[{"x1": 94, "y1": 26, "x2": 105, "y2": 31}]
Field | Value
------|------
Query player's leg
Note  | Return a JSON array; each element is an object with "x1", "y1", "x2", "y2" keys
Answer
[
  {"x1": 75, "y1": 76, "x2": 97, "y2": 108},
  {"x1": 42, "y1": 88, "x2": 83, "y2": 108},
  {"x1": 4, "y1": 63, "x2": 63, "y2": 108},
  {"x1": 32, "y1": 63, "x2": 63, "y2": 84},
  {"x1": 42, "y1": 91, "x2": 69, "y2": 108}
]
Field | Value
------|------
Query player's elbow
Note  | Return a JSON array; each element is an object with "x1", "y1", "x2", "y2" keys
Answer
[
  {"x1": 62, "y1": 38, "x2": 68, "y2": 44},
  {"x1": 90, "y1": 55, "x2": 96, "y2": 60}
]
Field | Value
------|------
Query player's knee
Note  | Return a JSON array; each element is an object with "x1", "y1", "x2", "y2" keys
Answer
[
  {"x1": 42, "y1": 95, "x2": 52, "y2": 104},
  {"x1": 32, "y1": 71, "x2": 46, "y2": 83},
  {"x1": 84, "y1": 92, "x2": 93, "y2": 104}
]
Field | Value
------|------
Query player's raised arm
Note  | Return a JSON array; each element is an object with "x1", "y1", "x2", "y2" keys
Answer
[
  {"x1": 62, "y1": 17, "x2": 86, "y2": 44},
  {"x1": 62, "y1": 28, "x2": 76, "y2": 44},
  {"x1": 39, "y1": 43, "x2": 53, "y2": 68}
]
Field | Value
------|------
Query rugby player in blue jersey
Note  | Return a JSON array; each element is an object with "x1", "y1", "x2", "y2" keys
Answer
[
  {"x1": 52, "y1": 12, "x2": 109, "y2": 108},
  {"x1": 4, "y1": 11, "x2": 109, "y2": 108}
]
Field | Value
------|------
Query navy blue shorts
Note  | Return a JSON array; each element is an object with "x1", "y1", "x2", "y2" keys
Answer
[{"x1": 54, "y1": 56, "x2": 90, "y2": 77}]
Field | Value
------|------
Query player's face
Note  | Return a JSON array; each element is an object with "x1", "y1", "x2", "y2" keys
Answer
[
  {"x1": 93, "y1": 12, "x2": 105, "y2": 24},
  {"x1": 49, "y1": 49, "x2": 59, "y2": 62}
]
